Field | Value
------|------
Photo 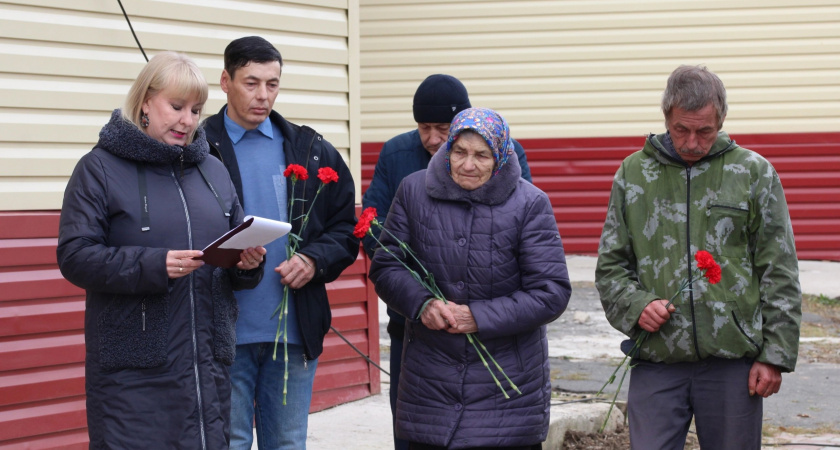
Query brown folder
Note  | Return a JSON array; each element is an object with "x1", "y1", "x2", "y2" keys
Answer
[{"x1": 197, "y1": 216, "x2": 291, "y2": 268}]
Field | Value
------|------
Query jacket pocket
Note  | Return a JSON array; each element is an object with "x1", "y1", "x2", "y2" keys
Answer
[
  {"x1": 212, "y1": 268, "x2": 239, "y2": 366},
  {"x1": 714, "y1": 300, "x2": 762, "y2": 358},
  {"x1": 707, "y1": 201, "x2": 749, "y2": 257},
  {"x1": 99, "y1": 293, "x2": 169, "y2": 372}
]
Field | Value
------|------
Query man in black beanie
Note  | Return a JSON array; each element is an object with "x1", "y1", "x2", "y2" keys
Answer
[{"x1": 361, "y1": 74, "x2": 531, "y2": 450}]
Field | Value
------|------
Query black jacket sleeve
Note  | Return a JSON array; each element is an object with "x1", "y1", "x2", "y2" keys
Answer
[
  {"x1": 297, "y1": 138, "x2": 358, "y2": 284},
  {"x1": 57, "y1": 152, "x2": 170, "y2": 295}
]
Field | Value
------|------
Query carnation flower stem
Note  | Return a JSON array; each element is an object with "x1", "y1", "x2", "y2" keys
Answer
[
  {"x1": 466, "y1": 333, "x2": 509, "y2": 399},
  {"x1": 474, "y1": 335, "x2": 522, "y2": 395},
  {"x1": 599, "y1": 359, "x2": 633, "y2": 433},
  {"x1": 595, "y1": 276, "x2": 696, "y2": 433}
]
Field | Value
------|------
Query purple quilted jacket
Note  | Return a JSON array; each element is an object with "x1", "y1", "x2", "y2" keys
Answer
[{"x1": 369, "y1": 150, "x2": 572, "y2": 449}]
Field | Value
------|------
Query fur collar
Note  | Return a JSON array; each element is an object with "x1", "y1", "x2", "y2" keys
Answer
[
  {"x1": 97, "y1": 109, "x2": 208, "y2": 164},
  {"x1": 425, "y1": 146, "x2": 520, "y2": 206}
]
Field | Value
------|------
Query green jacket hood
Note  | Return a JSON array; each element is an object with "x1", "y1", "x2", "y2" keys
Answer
[{"x1": 643, "y1": 131, "x2": 739, "y2": 167}]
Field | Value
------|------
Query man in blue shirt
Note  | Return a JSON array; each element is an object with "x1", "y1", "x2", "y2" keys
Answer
[
  {"x1": 204, "y1": 36, "x2": 357, "y2": 450},
  {"x1": 361, "y1": 74, "x2": 532, "y2": 450}
]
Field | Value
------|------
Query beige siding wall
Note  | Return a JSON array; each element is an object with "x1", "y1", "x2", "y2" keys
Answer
[
  {"x1": 360, "y1": 0, "x2": 840, "y2": 143},
  {"x1": 0, "y1": 0, "x2": 361, "y2": 211}
]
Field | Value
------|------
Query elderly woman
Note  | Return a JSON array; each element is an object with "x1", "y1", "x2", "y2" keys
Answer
[
  {"x1": 369, "y1": 107, "x2": 571, "y2": 450},
  {"x1": 57, "y1": 52, "x2": 265, "y2": 449}
]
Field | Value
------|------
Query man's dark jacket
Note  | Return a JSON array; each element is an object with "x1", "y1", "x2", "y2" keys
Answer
[{"x1": 203, "y1": 106, "x2": 358, "y2": 360}]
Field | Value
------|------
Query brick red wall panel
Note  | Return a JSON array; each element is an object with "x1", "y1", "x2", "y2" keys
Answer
[
  {"x1": 0, "y1": 398, "x2": 87, "y2": 442},
  {"x1": 0, "y1": 334, "x2": 84, "y2": 372},
  {"x1": 0, "y1": 429, "x2": 89, "y2": 450},
  {"x1": 362, "y1": 132, "x2": 840, "y2": 261},
  {"x1": 0, "y1": 211, "x2": 381, "y2": 445}
]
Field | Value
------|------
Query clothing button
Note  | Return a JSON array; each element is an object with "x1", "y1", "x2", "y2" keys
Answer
[
  {"x1": 456, "y1": 364, "x2": 464, "y2": 371},
  {"x1": 454, "y1": 403, "x2": 462, "y2": 411},
  {"x1": 456, "y1": 281, "x2": 464, "y2": 290},
  {"x1": 458, "y1": 238, "x2": 466, "y2": 246}
]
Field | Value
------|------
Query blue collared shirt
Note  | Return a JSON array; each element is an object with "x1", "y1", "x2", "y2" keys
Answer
[{"x1": 224, "y1": 110, "x2": 301, "y2": 346}]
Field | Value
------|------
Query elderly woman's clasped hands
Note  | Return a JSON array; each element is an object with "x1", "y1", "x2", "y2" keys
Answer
[{"x1": 421, "y1": 298, "x2": 478, "y2": 334}]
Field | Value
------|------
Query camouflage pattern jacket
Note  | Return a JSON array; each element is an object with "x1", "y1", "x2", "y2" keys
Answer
[{"x1": 596, "y1": 131, "x2": 801, "y2": 372}]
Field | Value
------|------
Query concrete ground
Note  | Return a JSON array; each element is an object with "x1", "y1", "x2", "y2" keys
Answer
[{"x1": 298, "y1": 256, "x2": 840, "y2": 450}]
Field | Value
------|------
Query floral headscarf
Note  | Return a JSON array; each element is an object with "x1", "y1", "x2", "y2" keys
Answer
[{"x1": 444, "y1": 107, "x2": 514, "y2": 177}]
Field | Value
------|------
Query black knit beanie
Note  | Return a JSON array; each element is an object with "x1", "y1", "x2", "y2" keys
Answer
[{"x1": 413, "y1": 74, "x2": 471, "y2": 123}]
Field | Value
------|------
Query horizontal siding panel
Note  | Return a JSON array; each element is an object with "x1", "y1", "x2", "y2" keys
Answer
[
  {"x1": 0, "y1": 212, "x2": 60, "y2": 239},
  {"x1": 361, "y1": 0, "x2": 840, "y2": 20},
  {"x1": 312, "y1": 357, "x2": 371, "y2": 391},
  {"x1": 0, "y1": 238, "x2": 58, "y2": 267},
  {"x1": 0, "y1": 146, "x2": 89, "y2": 178},
  {"x1": 0, "y1": 334, "x2": 85, "y2": 371},
  {"x1": 0, "y1": 2, "x2": 349, "y2": 53},
  {"x1": 785, "y1": 188, "x2": 840, "y2": 204},
  {"x1": 363, "y1": 6, "x2": 840, "y2": 35},
  {"x1": 361, "y1": 54, "x2": 840, "y2": 83},
  {"x1": 0, "y1": 270, "x2": 83, "y2": 303},
  {"x1": 363, "y1": 23, "x2": 839, "y2": 52},
  {"x1": 361, "y1": 1, "x2": 839, "y2": 141},
  {"x1": 326, "y1": 280, "x2": 368, "y2": 304},
  {"x1": 6, "y1": 0, "x2": 347, "y2": 36},
  {"x1": 363, "y1": 84, "x2": 840, "y2": 112},
  {"x1": 0, "y1": 398, "x2": 87, "y2": 442},
  {"x1": 792, "y1": 219, "x2": 840, "y2": 235},
  {"x1": 321, "y1": 329, "x2": 371, "y2": 362},
  {"x1": 0, "y1": 428, "x2": 89, "y2": 450},
  {"x1": 361, "y1": 38, "x2": 840, "y2": 67},
  {"x1": 0, "y1": 83, "x2": 349, "y2": 121},
  {"x1": 311, "y1": 384, "x2": 373, "y2": 414},
  {"x1": 0, "y1": 299, "x2": 85, "y2": 337},
  {"x1": 0, "y1": 365, "x2": 85, "y2": 408},
  {"x1": 331, "y1": 304, "x2": 370, "y2": 331}
]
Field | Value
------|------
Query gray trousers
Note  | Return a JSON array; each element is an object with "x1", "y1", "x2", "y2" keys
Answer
[{"x1": 628, "y1": 357, "x2": 762, "y2": 450}]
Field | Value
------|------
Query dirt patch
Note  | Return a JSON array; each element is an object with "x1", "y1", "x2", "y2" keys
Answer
[
  {"x1": 802, "y1": 294, "x2": 840, "y2": 333},
  {"x1": 560, "y1": 426, "x2": 700, "y2": 449},
  {"x1": 799, "y1": 341, "x2": 840, "y2": 364}
]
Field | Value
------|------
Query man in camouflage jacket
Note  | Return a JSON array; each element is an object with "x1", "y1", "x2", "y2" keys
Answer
[{"x1": 596, "y1": 65, "x2": 801, "y2": 450}]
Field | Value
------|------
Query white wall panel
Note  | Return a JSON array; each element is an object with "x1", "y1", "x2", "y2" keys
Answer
[
  {"x1": 360, "y1": 0, "x2": 840, "y2": 142},
  {"x1": 0, "y1": 0, "x2": 360, "y2": 211}
]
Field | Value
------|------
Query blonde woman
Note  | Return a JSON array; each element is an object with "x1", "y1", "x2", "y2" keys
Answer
[{"x1": 58, "y1": 51, "x2": 265, "y2": 448}]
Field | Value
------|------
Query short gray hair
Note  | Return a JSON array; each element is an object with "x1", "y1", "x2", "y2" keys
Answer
[{"x1": 661, "y1": 65, "x2": 727, "y2": 129}]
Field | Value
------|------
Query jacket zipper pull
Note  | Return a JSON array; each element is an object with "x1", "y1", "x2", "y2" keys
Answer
[
  {"x1": 179, "y1": 151, "x2": 185, "y2": 179},
  {"x1": 303, "y1": 353, "x2": 308, "y2": 370},
  {"x1": 142, "y1": 301, "x2": 146, "y2": 331}
]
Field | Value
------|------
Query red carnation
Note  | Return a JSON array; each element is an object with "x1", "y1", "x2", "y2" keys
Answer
[
  {"x1": 695, "y1": 250, "x2": 715, "y2": 269},
  {"x1": 704, "y1": 264, "x2": 722, "y2": 284},
  {"x1": 283, "y1": 164, "x2": 308, "y2": 181},
  {"x1": 695, "y1": 250, "x2": 721, "y2": 284},
  {"x1": 317, "y1": 167, "x2": 339, "y2": 184},
  {"x1": 354, "y1": 207, "x2": 377, "y2": 238}
]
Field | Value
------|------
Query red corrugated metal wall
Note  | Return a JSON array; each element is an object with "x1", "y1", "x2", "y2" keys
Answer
[
  {"x1": 0, "y1": 211, "x2": 379, "y2": 448},
  {"x1": 362, "y1": 132, "x2": 840, "y2": 262}
]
